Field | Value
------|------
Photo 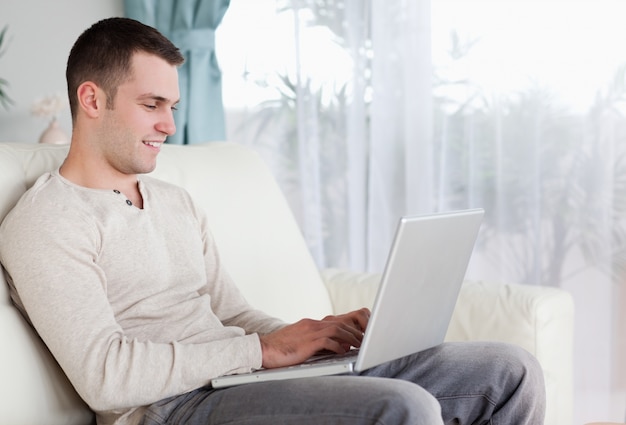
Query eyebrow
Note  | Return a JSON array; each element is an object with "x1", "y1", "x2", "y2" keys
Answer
[{"x1": 138, "y1": 93, "x2": 180, "y2": 105}]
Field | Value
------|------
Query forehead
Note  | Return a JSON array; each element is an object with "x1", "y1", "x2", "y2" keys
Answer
[{"x1": 122, "y1": 51, "x2": 180, "y2": 98}]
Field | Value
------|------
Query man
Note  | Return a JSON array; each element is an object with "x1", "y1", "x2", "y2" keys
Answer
[{"x1": 0, "y1": 17, "x2": 545, "y2": 425}]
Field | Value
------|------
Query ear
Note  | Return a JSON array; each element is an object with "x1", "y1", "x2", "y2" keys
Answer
[{"x1": 76, "y1": 82, "x2": 104, "y2": 118}]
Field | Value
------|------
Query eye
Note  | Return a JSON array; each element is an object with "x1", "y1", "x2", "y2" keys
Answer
[
  {"x1": 144, "y1": 104, "x2": 157, "y2": 110},
  {"x1": 171, "y1": 105, "x2": 178, "y2": 111}
]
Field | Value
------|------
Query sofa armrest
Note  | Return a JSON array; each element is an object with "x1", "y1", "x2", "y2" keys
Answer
[
  {"x1": 447, "y1": 280, "x2": 574, "y2": 425},
  {"x1": 321, "y1": 270, "x2": 575, "y2": 425}
]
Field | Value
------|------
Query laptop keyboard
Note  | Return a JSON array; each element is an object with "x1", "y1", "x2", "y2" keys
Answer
[{"x1": 304, "y1": 348, "x2": 360, "y2": 365}]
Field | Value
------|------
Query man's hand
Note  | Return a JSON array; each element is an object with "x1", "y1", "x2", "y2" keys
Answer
[{"x1": 259, "y1": 307, "x2": 371, "y2": 369}]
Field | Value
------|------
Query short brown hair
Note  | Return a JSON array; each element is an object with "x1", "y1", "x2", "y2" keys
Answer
[{"x1": 66, "y1": 17, "x2": 185, "y2": 120}]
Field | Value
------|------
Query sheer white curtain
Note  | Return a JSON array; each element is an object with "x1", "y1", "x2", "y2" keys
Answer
[
  {"x1": 367, "y1": 0, "x2": 434, "y2": 271},
  {"x1": 218, "y1": 0, "x2": 626, "y2": 422},
  {"x1": 428, "y1": 2, "x2": 626, "y2": 422},
  {"x1": 220, "y1": 0, "x2": 434, "y2": 271}
]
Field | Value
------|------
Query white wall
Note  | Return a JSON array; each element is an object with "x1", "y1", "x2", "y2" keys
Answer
[{"x1": 0, "y1": 0, "x2": 124, "y2": 143}]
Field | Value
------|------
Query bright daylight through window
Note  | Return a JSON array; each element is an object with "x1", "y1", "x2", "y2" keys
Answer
[{"x1": 217, "y1": 1, "x2": 626, "y2": 423}]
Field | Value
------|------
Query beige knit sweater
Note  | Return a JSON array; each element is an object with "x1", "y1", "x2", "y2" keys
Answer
[{"x1": 0, "y1": 169, "x2": 286, "y2": 425}]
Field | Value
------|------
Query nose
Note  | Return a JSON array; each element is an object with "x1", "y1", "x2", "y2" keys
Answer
[{"x1": 156, "y1": 109, "x2": 177, "y2": 136}]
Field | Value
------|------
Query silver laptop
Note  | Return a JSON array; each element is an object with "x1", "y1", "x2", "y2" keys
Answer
[{"x1": 211, "y1": 208, "x2": 484, "y2": 388}]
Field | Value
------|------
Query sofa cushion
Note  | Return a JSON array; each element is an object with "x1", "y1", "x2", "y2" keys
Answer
[{"x1": 147, "y1": 142, "x2": 334, "y2": 321}]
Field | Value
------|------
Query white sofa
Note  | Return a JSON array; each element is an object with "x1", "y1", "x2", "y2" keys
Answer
[{"x1": 0, "y1": 142, "x2": 574, "y2": 425}]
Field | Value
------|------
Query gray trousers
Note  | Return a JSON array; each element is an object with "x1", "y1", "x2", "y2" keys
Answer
[{"x1": 140, "y1": 342, "x2": 546, "y2": 425}]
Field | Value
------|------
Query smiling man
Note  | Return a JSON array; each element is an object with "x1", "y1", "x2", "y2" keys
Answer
[
  {"x1": 0, "y1": 17, "x2": 546, "y2": 425},
  {"x1": 62, "y1": 29, "x2": 181, "y2": 207}
]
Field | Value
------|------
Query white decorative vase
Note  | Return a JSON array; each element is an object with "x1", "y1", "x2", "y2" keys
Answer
[{"x1": 39, "y1": 118, "x2": 69, "y2": 144}]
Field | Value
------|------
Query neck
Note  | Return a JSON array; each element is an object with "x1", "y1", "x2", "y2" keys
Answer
[{"x1": 60, "y1": 136, "x2": 144, "y2": 209}]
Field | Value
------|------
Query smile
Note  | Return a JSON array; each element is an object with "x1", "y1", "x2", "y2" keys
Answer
[{"x1": 143, "y1": 141, "x2": 162, "y2": 148}]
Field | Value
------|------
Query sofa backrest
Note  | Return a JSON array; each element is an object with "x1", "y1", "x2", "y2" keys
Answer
[
  {"x1": 144, "y1": 142, "x2": 333, "y2": 320},
  {"x1": 0, "y1": 142, "x2": 333, "y2": 424}
]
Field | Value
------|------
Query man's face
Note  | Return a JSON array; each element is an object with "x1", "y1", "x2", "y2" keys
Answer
[{"x1": 98, "y1": 51, "x2": 180, "y2": 176}]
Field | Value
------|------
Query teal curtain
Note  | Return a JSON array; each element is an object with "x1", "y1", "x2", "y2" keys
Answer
[{"x1": 125, "y1": 0, "x2": 230, "y2": 144}]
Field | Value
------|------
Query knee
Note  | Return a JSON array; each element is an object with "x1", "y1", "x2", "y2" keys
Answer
[
  {"x1": 375, "y1": 379, "x2": 443, "y2": 425},
  {"x1": 499, "y1": 343, "x2": 545, "y2": 390},
  {"x1": 488, "y1": 343, "x2": 546, "y2": 411}
]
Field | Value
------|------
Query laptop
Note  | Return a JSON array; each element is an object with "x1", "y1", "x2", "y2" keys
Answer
[{"x1": 211, "y1": 208, "x2": 484, "y2": 388}]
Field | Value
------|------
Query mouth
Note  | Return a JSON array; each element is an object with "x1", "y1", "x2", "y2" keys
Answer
[{"x1": 143, "y1": 140, "x2": 163, "y2": 150}]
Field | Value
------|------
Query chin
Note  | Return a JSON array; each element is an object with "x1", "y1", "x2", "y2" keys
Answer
[
  {"x1": 142, "y1": 164, "x2": 158, "y2": 174},
  {"x1": 133, "y1": 160, "x2": 158, "y2": 175}
]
